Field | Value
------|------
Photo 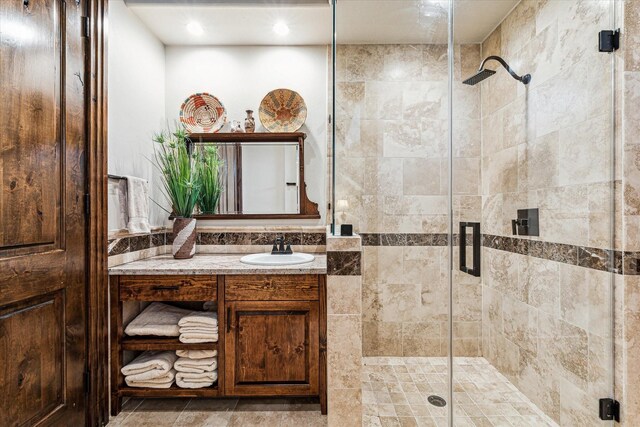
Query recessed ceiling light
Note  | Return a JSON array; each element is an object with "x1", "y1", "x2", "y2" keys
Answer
[
  {"x1": 273, "y1": 21, "x2": 290, "y2": 36},
  {"x1": 186, "y1": 21, "x2": 204, "y2": 36}
]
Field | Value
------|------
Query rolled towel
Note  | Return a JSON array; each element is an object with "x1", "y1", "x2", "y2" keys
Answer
[
  {"x1": 174, "y1": 356, "x2": 218, "y2": 373},
  {"x1": 176, "y1": 349, "x2": 218, "y2": 359},
  {"x1": 179, "y1": 332, "x2": 219, "y2": 343},
  {"x1": 121, "y1": 350, "x2": 177, "y2": 381},
  {"x1": 176, "y1": 371, "x2": 218, "y2": 389},
  {"x1": 125, "y1": 302, "x2": 193, "y2": 337},
  {"x1": 202, "y1": 301, "x2": 216, "y2": 311},
  {"x1": 126, "y1": 369, "x2": 176, "y2": 389},
  {"x1": 179, "y1": 310, "x2": 218, "y2": 328}
]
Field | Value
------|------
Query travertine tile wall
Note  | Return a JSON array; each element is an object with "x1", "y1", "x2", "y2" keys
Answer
[
  {"x1": 326, "y1": 234, "x2": 363, "y2": 427},
  {"x1": 478, "y1": 1, "x2": 616, "y2": 424},
  {"x1": 335, "y1": 44, "x2": 483, "y2": 357}
]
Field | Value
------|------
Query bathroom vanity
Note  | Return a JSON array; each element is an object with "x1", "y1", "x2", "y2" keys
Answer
[{"x1": 108, "y1": 254, "x2": 327, "y2": 416}]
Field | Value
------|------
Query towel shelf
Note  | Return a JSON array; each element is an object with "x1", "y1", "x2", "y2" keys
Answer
[
  {"x1": 119, "y1": 384, "x2": 219, "y2": 398},
  {"x1": 121, "y1": 336, "x2": 218, "y2": 351}
]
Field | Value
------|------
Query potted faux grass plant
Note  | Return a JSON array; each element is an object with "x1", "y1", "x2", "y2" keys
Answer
[
  {"x1": 153, "y1": 125, "x2": 201, "y2": 259},
  {"x1": 195, "y1": 145, "x2": 223, "y2": 215}
]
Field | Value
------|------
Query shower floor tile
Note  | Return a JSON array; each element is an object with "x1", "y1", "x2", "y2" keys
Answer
[{"x1": 362, "y1": 357, "x2": 558, "y2": 427}]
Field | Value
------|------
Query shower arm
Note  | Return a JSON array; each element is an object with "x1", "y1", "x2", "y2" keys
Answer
[{"x1": 479, "y1": 56, "x2": 531, "y2": 84}]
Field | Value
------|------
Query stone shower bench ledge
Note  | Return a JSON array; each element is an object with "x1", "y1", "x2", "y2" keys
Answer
[{"x1": 108, "y1": 254, "x2": 327, "y2": 275}]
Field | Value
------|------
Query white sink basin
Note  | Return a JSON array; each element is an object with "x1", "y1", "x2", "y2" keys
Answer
[{"x1": 240, "y1": 252, "x2": 315, "y2": 266}]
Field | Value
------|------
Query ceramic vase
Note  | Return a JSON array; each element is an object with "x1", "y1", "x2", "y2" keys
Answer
[
  {"x1": 244, "y1": 110, "x2": 255, "y2": 133},
  {"x1": 172, "y1": 217, "x2": 196, "y2": 259}
]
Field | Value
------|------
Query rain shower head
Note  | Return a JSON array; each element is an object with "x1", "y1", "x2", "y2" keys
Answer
[
  {"x1": 462, "y1": 55, "x2": 531, "y2": 86},
  {"x1": 462, "y1": 69, "x2": 496, "y2": 85}
]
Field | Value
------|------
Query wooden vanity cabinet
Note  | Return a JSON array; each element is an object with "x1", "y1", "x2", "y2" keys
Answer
[{"x1": 110, "y1": 273, "x2": 326, "y2": 416}]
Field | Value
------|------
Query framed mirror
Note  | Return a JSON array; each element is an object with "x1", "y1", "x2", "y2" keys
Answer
[{"x1": 187, "y1": 132, "x2": 320, "y2": 219}]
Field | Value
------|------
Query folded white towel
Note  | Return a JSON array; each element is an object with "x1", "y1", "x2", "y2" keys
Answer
[
  {"x1": 179, "y1": 333, "x2": 219, "y2": 343},
  {"x1": 202, "y1": 301, "x2": 216, "y2": 311},
  {"x1": 126, "y1": 369, "x2": 176, "y2": 389},
  {"x1": 176, "y1": 349, "x2": 218, "y2": 359},
  {"x1": 124, "y1": 175, "x2": 151, "y2": 234},
  {"x1": 179, "y1": 311, "x2": 218, "y2": 328},
  {"x1": 125, "y1": 303, "x2": 193, "y2": 337},
  {"x1": 121, "y1": 350, "x2": 177, "y2": 381},
  {"x1": 174, "y1": 357, "x2": 218, "y2": 373},
  {"x1": 179, "y1": 326, "x2": 219, "y2": 334},
  {"x1": 176, "y1": 371, "x2": 218, "y2": 389}
]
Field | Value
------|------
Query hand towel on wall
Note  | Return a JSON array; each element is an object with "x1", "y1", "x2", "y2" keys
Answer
[
  {"x1": 174, "y1": 357, "x2": 218, "y2": 373},
  {"x1": 175, "y1": 349, "x2": 218, "y2": 359},
  {"x1": 176, "y1": 371, "x2": 218, "y2": 389},
  {"x1": 124, "y1": 302, "x2": 193, "y2": 337},
  {"x1": 121, "y1": 350, "x2": 178, "y2": 380},
  {"x1": 125, "y1": 175, "x2": 151, "y2": 233},
  {"x1": 125, "y1": 369, "x2": 176, "y2": 388}
]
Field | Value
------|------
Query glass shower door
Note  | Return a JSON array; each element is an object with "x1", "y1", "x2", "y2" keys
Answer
[
  {"x1": 451, "y1": 0, "x2": 617, "y2": 425},
  {"x1": 332, "y1": 1, "x2": 453, "y2": 425}
]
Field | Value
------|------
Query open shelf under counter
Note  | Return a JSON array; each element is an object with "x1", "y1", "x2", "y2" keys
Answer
[
  {"x1": 119, "y1": 384, "x2": 219, "y2": 398},
  {"x1": 121, "y1": 336, "x2": 219, "y2": 351}
]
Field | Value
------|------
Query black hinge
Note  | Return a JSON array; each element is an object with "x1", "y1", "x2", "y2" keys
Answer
[
  {"x1": 599, "y1": 29, "x2": 620, "y2": 52},
  {"x1": 81, "y1": 16, "x2": 90, "y2": 38},
  {"x1": 599, "y1": 398, "x2": 620, "y2": 421},
  {"x1": 84, "y1": 194, "x2": 90, "y2": 216},
  {"x1": 83, "y1": 370, "x2": 91, "y2": 396}
]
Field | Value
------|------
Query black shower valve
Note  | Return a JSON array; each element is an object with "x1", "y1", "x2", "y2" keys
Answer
[
  {"x1": 511, "y1": 218, "x2": 528, "y2": 235},
  {"x1": 512, "y1": 208, "x2": 539, "y2": 237}
]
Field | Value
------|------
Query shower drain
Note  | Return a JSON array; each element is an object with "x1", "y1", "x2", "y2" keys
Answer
[{"x1": 427, "y1": 395, "x2": 447, "y2": 407}]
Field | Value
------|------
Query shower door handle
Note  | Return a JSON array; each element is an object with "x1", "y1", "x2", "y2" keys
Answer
[{"x1": 459, "y1": 222, "x2": 481, "y2": 277}]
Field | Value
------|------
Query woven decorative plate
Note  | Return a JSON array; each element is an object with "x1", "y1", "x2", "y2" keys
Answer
[
  {"x1": 179, "y1": 93, "x2": 227, "y2": 133},
  {"x1": 259, "y1": 89, "x2": 307, "y2": 133}
]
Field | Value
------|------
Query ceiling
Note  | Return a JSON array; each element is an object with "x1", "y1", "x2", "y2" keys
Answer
[{"x1": 126, "y1": 0, "x2": 520, "y2": 46}]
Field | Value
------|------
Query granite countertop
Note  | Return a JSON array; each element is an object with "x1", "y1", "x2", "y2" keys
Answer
[{"x1": 108, "y1": 254, "x2": 327, "y2": 275}]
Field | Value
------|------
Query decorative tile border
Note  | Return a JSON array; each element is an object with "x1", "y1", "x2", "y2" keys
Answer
[
  {"x1": 108, "y1": 232, "x2": 166, "y2": 256},
  {"x1": 357, "y1": 232, "x2": 639, "y2": 275},
  {"x1": 109, "y1": 231, "x2": 326, "y2": 257},
  {"x1": 327, "y1": 251, "x2": 362, "y2": 276},
  {"x1": 360, "y1": 233, "x2": 450, "y2": 247}
]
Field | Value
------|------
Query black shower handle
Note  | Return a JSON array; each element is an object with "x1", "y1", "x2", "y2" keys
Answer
[{"x1": 459, "y1": 222, "x2": 481, "y2": 277}]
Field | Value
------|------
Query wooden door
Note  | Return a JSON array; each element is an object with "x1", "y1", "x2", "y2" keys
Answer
[
  {"x1": 0, "y1": 0, "x2": 88, "y2": 425},
  {"x1": 225, "y1": 301, "x2": 319, "y2": 396}
]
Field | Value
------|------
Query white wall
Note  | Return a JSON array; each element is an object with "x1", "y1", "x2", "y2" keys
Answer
[
  {"x1": 164, "y1": 45, "x2": 328, "y2": 225},
  {"x1": 108, "y1": 0, "x2": 166, "y2": 228}
]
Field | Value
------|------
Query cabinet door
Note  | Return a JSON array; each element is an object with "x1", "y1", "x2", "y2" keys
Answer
[{"x1": 225, "y1": 301, "x2": 319, "y2": 396}]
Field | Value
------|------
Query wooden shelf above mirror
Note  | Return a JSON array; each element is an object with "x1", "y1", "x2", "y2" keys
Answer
[{"x1": 186, "y1": 132, "x2": 320, "y2": 220}]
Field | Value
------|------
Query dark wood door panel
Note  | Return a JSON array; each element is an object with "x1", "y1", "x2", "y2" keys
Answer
[
  {"x1": 237, "y1": 310, "x2": 308, "y2": 383},
  {"x1": 0, "y1": 0, "x2": 63, "y2": 254},
  {"x1": 0, "y1": 0, "x2": 88, "y2": 424},
  {"x1": 225, "y1": 301, "x2": 319, "y2": 396},
  {"x1": 0, "y1": 293, "x2": 64, "y2": 427}
]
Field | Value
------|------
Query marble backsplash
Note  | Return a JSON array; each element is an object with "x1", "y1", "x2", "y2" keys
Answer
[{"x1": 108, "y1": 227, "x2": 328, "y2": 267}]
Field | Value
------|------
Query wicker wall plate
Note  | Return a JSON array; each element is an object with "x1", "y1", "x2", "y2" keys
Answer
[
  {"x1": 259, "y1": 89, "x2": 307, "y2": 133},
  {"x1": 180, "y1": 93, "x2": 227, "y2": 133}
]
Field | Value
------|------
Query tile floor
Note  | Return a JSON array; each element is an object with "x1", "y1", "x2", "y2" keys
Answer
[
  {"x1": 107, "y1": 397, "x2": 326, "y2": 427},
  {"x1": 362, "y1": 357, "x2": 558, "y2": 427},
  {"x1": 107, "y1": 357, "x2": 557, "y2": 427}
]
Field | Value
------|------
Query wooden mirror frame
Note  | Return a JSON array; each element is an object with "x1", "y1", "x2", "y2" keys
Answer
[{"x1": 187, "y1": 132, "x2": 320, "y2": 220}]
